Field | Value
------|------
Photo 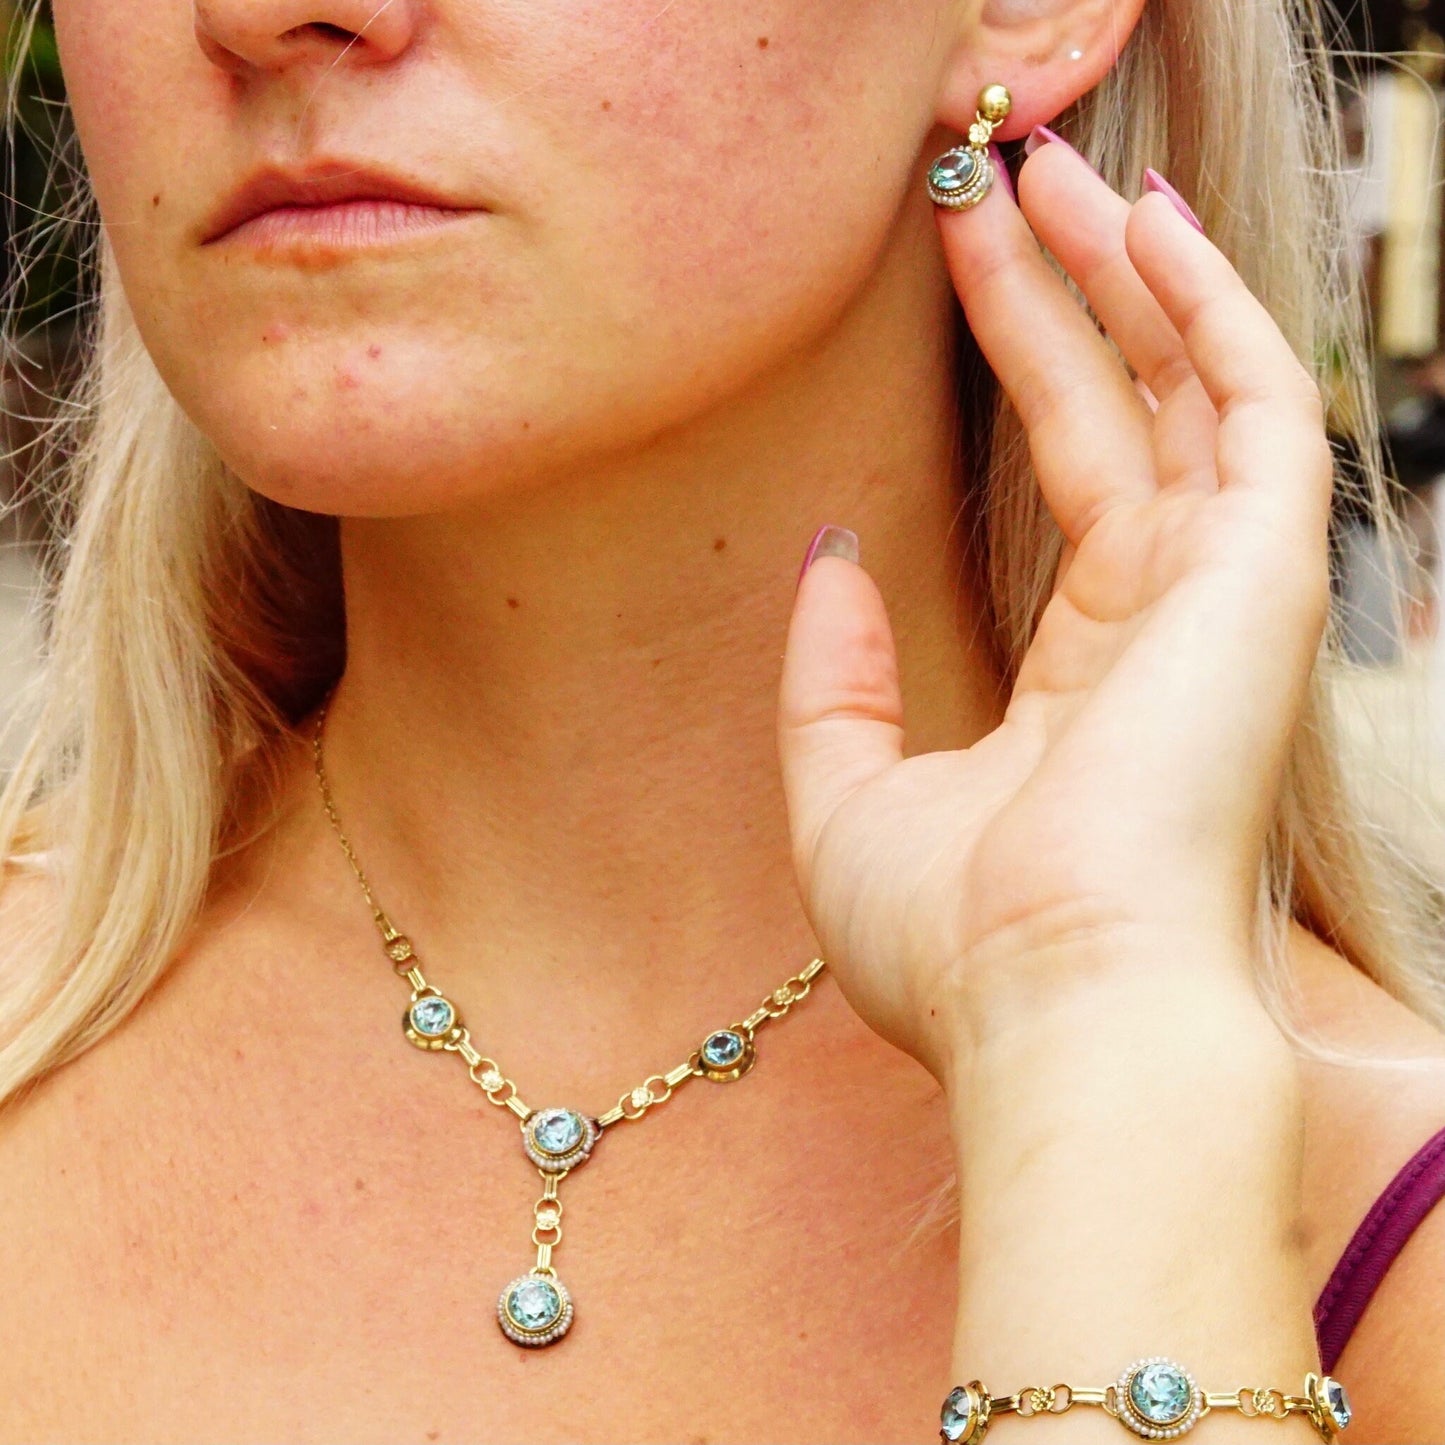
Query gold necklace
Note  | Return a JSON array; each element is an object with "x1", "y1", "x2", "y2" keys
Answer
[{"x1": 312, "y1": 706, "x2": 827, "y2": 1348}]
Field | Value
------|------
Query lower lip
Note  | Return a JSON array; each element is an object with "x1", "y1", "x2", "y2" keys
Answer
[{"x1": 212, "y1": 198, "x2": 480, "y2": 253}]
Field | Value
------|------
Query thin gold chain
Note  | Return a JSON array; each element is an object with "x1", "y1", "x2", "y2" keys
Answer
[{"x1": 311, "y1": 701, "x2": 827, "y2": 1129}]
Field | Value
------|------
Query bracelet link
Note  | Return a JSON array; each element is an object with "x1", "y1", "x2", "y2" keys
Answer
[{"x1": 940, "y1": 1364, "x2": 1351, "y2": 1443}]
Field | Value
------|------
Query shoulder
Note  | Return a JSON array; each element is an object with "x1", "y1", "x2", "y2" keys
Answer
[{"x1": 1286, "y1": 924, "x2": 1445, "y2": 1442}]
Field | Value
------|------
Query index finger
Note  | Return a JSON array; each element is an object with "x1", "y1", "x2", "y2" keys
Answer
[{"x1": 937, "y1": 146, "x2": 1156, "y2": 544}]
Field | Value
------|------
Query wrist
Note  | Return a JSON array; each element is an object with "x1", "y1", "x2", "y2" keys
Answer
[
  {"x1": 941, "y1": 957, "x2": 1305, "y2": 1223},
  {"x1": 936, "y1": 928, "x2": 1291, "y2": 1100}
]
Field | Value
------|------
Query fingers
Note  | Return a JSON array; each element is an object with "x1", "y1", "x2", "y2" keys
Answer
[
  {"x1": 1017, "y1": 142, "x2": 1221, "y2": 498},
  {"x1": 778, "y1": 530, "x2": 903, "y2": 882},
  {"x1": 937, "y1": 152, "x2": 1157, "y2": 545},
  {"x1": 1122, "y1": 193, "x2": 1335, "y2": 545}
]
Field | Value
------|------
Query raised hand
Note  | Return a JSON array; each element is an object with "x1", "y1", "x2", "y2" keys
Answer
[{"x1": 777, "y1": 136, "x2": 1334, "y2": 1081}]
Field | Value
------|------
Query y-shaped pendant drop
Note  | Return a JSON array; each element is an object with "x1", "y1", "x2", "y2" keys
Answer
[{"x1": 496, "y1": 1107, "x2": 599, "y2": 1347}]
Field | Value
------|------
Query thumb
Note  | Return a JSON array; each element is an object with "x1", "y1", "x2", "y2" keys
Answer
[{"x1": 777, "y1": 526, "x2": 905, "y2": 884}]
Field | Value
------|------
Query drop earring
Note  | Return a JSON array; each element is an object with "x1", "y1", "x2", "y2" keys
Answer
[{"x1": 926, "y1": 84, "x2": 1012, "y2": 210}]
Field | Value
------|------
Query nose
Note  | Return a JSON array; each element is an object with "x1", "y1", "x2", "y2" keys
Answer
[{"x1": 194, "y1": 0, "x2": 419, "y2": 74}]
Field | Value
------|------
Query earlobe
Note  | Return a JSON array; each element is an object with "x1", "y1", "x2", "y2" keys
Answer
[{"x1": 936, "y1": 0, "x2": 1148, "y2": 141}]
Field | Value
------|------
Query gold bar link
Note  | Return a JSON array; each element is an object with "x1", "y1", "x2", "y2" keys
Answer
[
  {"x1": 740, "y1": 1005, "x2": 770, "y2": 1033},
  {"x1": 536, "y1": 1241, "x2": 553, "y2": 1271},
  {"x1": 799, "y1": 957, "x2": 826, "y2": 983},
  {"x1": 404, "y1": 966, "x2": 426, "y2": 992},
  {"x1": 505, "y1": 1094, "x2": 532, "y2": 1121},
  {"x1": 542, "y1": 1173, "x2": 561, "y2": 1201},
  {"x1": 596, "y1": 1104, "x2": 624, "y2": 1127},
  {"x1": 454, "y1": 1037, "x2": 482, "y2": 1068},
  {"x1": 664, "y1": 1061, "x2": 694, "y2": 1087}
]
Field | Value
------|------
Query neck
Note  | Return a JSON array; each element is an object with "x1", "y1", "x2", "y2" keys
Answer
[{"x1": 299, "y1": 200, "x2": 1005, "y2": 1048}]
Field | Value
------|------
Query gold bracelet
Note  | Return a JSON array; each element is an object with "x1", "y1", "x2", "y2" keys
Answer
[{"x1": 941, "y1": 1360, "x2": 1352, "y2": 1443}]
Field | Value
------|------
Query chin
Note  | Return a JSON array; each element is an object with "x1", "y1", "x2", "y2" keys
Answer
[{"x1": 154, "y1": 337, "x2": 589, "y2": 517}]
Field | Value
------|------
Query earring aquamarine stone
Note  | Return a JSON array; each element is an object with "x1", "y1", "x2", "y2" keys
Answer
[{"x1": 926, "y1": 82, "x2": 1011, "y2": 210}]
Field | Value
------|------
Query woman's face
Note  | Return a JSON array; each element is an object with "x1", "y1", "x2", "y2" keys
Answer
[{"x1": 52, "y1": 0, "x2": 976, "y2": 515}]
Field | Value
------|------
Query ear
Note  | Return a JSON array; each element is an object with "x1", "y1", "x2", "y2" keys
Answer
[{"x1": 937, "y1": 0, "x2": 1149, "y2": 140}]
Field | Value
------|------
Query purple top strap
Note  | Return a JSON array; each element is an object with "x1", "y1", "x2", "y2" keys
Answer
[{"x1": 1313, "y1": 1123, "x2": 1445, "y2": 1374}]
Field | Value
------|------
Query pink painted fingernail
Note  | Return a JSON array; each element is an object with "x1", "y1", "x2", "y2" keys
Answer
[
  {"x1": 1142, "y1": 168, "x2": 1204, "y2": 234},
  {"x1": 988, "y1": 143, "x2": 1015, "y2": 202},
  {"x1": 1023, "y1": 124, "x2": 1099, "y2": 176},
  {"x1": 797, "y1": 525, "x2": 860, "y2": 590}
]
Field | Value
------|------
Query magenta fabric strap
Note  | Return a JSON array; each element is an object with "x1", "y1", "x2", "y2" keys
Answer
[{"x1": 1313, "y1": 1123, "x2": 1445, "y2": 1374}]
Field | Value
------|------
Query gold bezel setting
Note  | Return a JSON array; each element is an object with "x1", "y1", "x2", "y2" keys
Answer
[
  {"x1": 497, "y1": 1271, "x2": 574, "y2": 1347},
  {"x1": 1115, "y1": 1358, "x2": 1204, "y2": 1439},
  {"x1": 403, "y1": 990, "x2": 463, "y2": 1050},
  {"x1": 697, "y1": 1027, "x2": 756, "y2": 1082},
  {"x1": 940, "y1": 1380, "x2": 993, "y2": 1443},
  {"x1": 1304, "y1": 1372, "x2": 1352, "y2": 1441},
  {"x1": 926, "y1": 146, "x2": 994, "y2": 210},
  {"x1": 522, "y1": 1107, "x2": 600, "y2": 1173}
]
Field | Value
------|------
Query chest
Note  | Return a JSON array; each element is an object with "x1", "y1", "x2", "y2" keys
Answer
[{"x1": 0, "y1": 1011, "x2": 959, "y2": 1441}]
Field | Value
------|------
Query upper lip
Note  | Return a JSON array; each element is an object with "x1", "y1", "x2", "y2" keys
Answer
[{"x1": 200, "y1": 162, "x2": 482, "y2": 243}]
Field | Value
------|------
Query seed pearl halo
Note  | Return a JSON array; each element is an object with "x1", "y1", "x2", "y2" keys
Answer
[
  {"x1": 522, "y1": 1107, "x2": 600, "y2": 1173},
  {"x1": 497, "y1": 1271, "x2": 574, "y2": 1347},
  {"x1": 1115, "y1": 1357, "x2": 1204, "y2": 1439}
]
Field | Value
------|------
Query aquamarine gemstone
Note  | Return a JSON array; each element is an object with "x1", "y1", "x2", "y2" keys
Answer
[
  {"x1": 928, "y1": 149, "x2": 978, "y2": 194},
  {"x1": 1129, "y1": 1363, "x2": 1192, "y2": 1425},
  {"x1": 702, "y1": 1030, "x2": 745, "y2": 1068},
  {"x1": 409, "y1": 995, "x2": 454, "y2": 1037},
  {"x1": 1323, "y1": 1377, "x2": 1351, "y2": 1431},
  {"x1": 506, "y1": 1277, "x2": 562, "y2": 1332},
  {"x1": 532, "y1": 1108, "x2": 584, "y2": 1156},
  {"x1": 940, "y1": 1386, "x2": 975, "y2": 1441}
]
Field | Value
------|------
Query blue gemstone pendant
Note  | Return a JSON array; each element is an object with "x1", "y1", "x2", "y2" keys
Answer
[{"x1": 497, "y1": 1270, "x2": 574, "y2": 1347}]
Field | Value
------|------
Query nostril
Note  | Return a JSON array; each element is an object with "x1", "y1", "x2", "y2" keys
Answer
[
  {"x1": 195, "y1": 4, "x2": 418, "y2": 71},
  {"x1": 284, "y1": 22, "x2": 361, "y2": 44}
]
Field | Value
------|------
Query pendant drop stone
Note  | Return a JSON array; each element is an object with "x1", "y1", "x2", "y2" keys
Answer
[{"x1": 497, "y1": 1271, "x2": 574, "y2": 1347}]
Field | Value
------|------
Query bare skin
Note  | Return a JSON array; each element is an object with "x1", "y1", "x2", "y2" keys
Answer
[
  {"x1": 0, "y1": 856, "x2": 1442, "y2": 1441},
  {"x1": 2, "y1": 0, "x2": 1444, "y2": 1439}
]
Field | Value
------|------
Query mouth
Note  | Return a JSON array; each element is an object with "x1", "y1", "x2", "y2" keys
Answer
[{"x1": 200, "y1": 162, "x2": 488, "y2": 252}]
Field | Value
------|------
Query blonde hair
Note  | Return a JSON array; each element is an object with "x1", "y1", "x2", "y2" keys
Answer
[{"x1": 2, "y1": 0, "x2": 1443, "y2": 1109}]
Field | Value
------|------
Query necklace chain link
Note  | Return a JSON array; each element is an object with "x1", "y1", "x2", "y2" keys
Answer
[
  {"x1": 313, "y1": 703, "x2": 824, "y2": 1124},
  {"x1": 311, "y1": 701, "x2": 827, "y2": 1346}
]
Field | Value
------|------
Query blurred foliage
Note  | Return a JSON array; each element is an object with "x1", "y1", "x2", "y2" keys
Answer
[{"x1": 2, "y1": 0, "x2": 84, "y2": 337}]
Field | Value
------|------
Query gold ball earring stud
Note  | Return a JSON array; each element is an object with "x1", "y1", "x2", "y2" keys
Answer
[{"x1": 926, "y1": 84, "x2": 1013, "y2": 210}]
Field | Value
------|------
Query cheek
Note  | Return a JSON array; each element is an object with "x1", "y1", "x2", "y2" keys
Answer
[
  {"x1": 533, "y1": 0, "x2": 939, "y2": 347},
  {"x1": 53, "y1": 0, "x2": 201, "y2": 224},
  {"x1": 50, "y1": 0, "x2": 946, "y2": 514}
]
